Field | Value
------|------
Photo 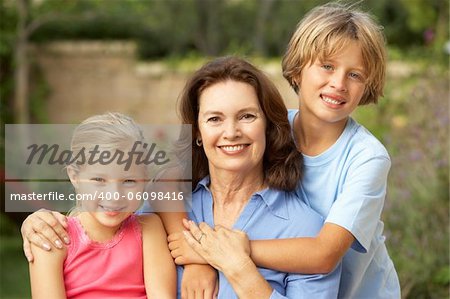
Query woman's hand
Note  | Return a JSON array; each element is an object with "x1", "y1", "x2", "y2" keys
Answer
[
  {"x1": 183, "y1": 220, "x2": 252, "y2": 274},
  {"x1": 21, "y1": 209, "x2": 69, "y2": 262},
  {"x1": 168, "y1": 231, "x2": 208, "y2": 265},
  {"x1": 181, "y1": 264, "x2": 219, "y2": 299}
]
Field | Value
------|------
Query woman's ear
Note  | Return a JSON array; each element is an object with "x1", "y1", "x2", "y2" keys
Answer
[{"x1": 67, "y1": 167, "x2": 79, "y2": 189}]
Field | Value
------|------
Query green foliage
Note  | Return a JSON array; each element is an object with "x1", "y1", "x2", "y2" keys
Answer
[
  {"x1": 0, "y1": 0, "x2": 17, "y2": 125},
  {"x1": 0, "y1": 214, "x2": 31, "y2": 298},
  {"x1": 12, "y1": 0, "x2": 448, "y2": 59},
  {"x1": 354, "y1": 53, "x2": 449, "y2": 298}
]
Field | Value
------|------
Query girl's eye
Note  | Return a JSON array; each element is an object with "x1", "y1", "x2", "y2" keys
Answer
[
  {"x1": 240, "y1": 114, "x2": 256, "y2": 122},
  {"x1": 124, "y1": 179, "x2": 137, "y2": 185},
  {"x1": 91, "y1": 177, "x2": 105, "y2": 183}
]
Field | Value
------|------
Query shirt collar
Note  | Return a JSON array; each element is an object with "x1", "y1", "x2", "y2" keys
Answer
[{"x1": 193, "y1": 176, "x2": 289, "y2": 220}]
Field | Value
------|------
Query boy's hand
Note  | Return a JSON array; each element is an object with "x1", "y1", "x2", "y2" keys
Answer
[
  {"x1": 182, "y1": 264, "x2": 218, "y2": 299},
  {"x1": 21, "y1": 209, "x2": 70, "y2": 262},
  {"x1": 168, "y1": 231, "x2": 207, "y2": 265}
]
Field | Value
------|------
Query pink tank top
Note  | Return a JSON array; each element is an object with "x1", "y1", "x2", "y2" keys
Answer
[{"x1": 64, "y1": 215, "x2": 146, "y2": 298}]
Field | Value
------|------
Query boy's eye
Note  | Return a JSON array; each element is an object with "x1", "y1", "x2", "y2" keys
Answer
[
  {"x1": 349, "y1": 72, "x2": 360, "y2": 79},
  {"x1": 322, "y1": 64, "x2": 333, "y2": 71},
  {"x1": 349, "y1": 72, "x2": 365, "y2": 82}
]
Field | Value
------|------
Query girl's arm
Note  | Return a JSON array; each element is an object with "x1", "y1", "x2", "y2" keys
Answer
[
  {"x1": 140, "y1": 214, "x2": 177, "y2": 299},
  {"x1": 29, "y1": 241, "x2": 67, "y2": 298},
  {"x1": 251, "y1": 223, "x2": 354, "y2": 274}
]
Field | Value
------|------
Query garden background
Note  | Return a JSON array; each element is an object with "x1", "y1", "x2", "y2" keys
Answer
[{"x1": 1, "y1": 0, "x2": 449, "y2": 298}]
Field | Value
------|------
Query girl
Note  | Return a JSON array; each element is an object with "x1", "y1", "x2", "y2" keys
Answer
[{"x1": 29, "y1": 112, "x2": 176, "y2": 299}]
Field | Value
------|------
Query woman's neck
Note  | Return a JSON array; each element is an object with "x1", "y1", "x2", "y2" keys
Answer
[
  {"x1": 294, "y1": 109, "x2": 348, "y2": 156},
  {"x1": 208, "y1": 168, "x2": 265, "y2": 228}
]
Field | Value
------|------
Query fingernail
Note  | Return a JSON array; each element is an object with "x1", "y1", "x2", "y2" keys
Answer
[
  {"x1": 42, "y1": 243, "x2": 51, "y2": 251},
  {"x1": 55, "y1": 240, "x2": 63, "y2": 249},
  {"x1": 63, "y1": 237, "x2": 70, "y2": 244}
]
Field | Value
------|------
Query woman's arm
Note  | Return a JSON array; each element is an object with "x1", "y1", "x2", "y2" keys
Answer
[
  {"x1": 29, "y1": 241, "x2": 67, "y2": 298},
  {"x1": 21, "y1": 209, "x2": 70, "y2": 261},
  {"x1": 140, "y1": 214, "x2": 177, "y2": 299},
  {"x1": 251, "y1": 223, "x2": 354, "y2": 274},
  {"x1": 184, "y1": 221, "x2": 273, "y2": 299}
]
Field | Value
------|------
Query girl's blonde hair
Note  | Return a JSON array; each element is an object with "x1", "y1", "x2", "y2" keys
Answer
[
  {"x1": 69, "y1": 112, "x2": 146, "y2": 172},
  {"x1": 68, "y1": 112, "x2": 147, "y2": 215},
  {"x1": 282, "y1": 2, "x2": 387, "y2": 105}
]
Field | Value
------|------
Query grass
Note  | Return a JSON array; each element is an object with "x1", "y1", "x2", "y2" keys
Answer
[{"x1": 0, "y1": 216, "x2": 31, "y2": 299}]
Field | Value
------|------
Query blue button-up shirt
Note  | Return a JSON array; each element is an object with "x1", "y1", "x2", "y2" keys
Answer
[{"x1": 176, "y1": 176, "x2": 341, "y2": 299}]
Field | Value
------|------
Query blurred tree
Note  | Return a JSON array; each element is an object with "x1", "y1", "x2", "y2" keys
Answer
[{"x1": 254, "y1": 0, "x2": 277, "y2": 55}]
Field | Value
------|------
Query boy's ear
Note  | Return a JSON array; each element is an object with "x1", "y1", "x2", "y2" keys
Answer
[{"x1": 67, "y1": 167, "x2": 79, "y2": 189}]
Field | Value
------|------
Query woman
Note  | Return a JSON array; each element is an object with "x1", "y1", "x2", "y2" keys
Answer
[
  {"x1": 21, "y1": 57, "x2": 340, "y2": 298},
  {"x1": 172, "y1": 57, "x2": 340, "y2": 298}
]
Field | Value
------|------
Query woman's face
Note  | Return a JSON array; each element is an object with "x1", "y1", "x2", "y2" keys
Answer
[{"x1": 197, "y1": 80, "x2": 266, "y2": 176}]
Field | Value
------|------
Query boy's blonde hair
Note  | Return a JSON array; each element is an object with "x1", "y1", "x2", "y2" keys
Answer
[{"x1": 282, "y1": 2, "x2": 386, "y2": 105}]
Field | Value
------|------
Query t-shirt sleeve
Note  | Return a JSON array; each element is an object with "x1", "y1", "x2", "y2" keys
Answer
[
  {"x1": 325, "y1": 154, "x2": 391, "y2": 252},
  {"x1": 269, "y1": 263, "x2": 341, "y2": 299}
]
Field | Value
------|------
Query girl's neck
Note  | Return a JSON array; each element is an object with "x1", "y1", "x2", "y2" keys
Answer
[
  {"x1": 77, "y1": 212, "x2": 125, "y2": 243},
  {"x1": 294, "y1": 110, "x2": 348, "y2": 156}
]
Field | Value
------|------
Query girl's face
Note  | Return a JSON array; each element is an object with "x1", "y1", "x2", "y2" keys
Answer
[
  {"x1": 69, "y1": 160, "x2": 146, "y2": 230},
  {"x1": 197, "y1": 80, "x2": 266, "y2": 176},
  {"x1": 297, "y1": 40, "x2": 367, "y2": 126}
]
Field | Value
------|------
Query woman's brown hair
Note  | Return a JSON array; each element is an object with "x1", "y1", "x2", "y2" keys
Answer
[{"x1": 178, "y1": 56, "x2": 302, "y2": 191}]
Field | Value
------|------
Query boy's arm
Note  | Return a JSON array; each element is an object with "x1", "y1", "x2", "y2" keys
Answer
[
  {"x1": 140, "y1": 214, "x2": 177, "y2": 299},
  {"x1": 29, "y1": 242, "x2": 67, "y2": 298},
  {"x1": 251, "y1": 154, "x2": 390, "y2": 274},
  {"x1": 251, "y1": 223, "x2": 354, "y2": 274}
]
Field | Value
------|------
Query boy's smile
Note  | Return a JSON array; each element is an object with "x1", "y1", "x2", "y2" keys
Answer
[{"x1": 298, "y1": 40, "x2": 366, "y2": 127}]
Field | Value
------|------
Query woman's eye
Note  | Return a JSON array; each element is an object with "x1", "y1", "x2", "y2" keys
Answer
[
  {"x1": 240, "y1": 114, "x2": 256, "y2": 122},
  {"x1": 207, "y1": 116, "x2": 220, "y2": 123}
]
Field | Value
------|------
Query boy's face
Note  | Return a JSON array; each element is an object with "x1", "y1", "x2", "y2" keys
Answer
[{"x1": 297, "y1": 40, "x2": 366, "y2": 126}]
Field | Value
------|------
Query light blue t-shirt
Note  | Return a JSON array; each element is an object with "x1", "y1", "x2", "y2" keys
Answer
[
  {"x1": 177, "y1": 176, "x2": 341, "y2": 299},
  {"x1": 288, "y1": 109, "x2": 400, "y2": 299}
]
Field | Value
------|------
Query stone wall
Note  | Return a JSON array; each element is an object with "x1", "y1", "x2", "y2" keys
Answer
[{"x1": 31, "y1": 41, "x2": 298, "y2": 124}]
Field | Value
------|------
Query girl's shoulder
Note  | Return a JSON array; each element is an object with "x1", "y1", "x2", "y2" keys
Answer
[
  {"x1": 136, "y1": 213, "x2": 164, "y2": 231},
  {"x1": 136, "y1": 213, "x2": 166, "y2": 241}
]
